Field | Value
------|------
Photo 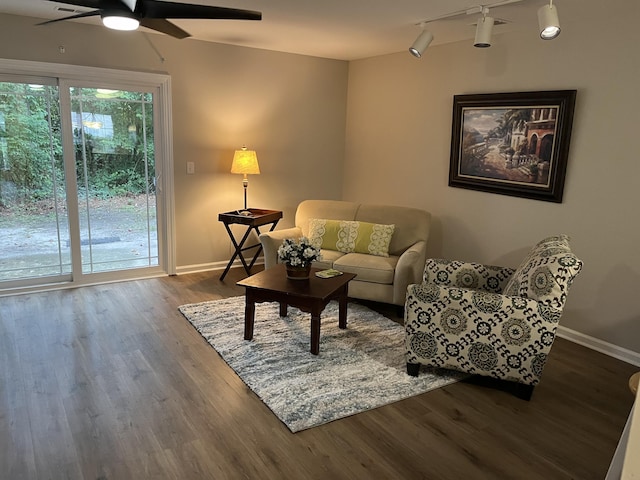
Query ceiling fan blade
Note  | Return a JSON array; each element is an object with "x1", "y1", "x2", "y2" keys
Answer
[
  {"x1": 46, "y1": 0, "x2": 105, "y2": 9},
  {"x1": 139, "y1": 0, "x2": 261, "y2": 21},
  {"x1": 42, "y1": 0, "x2": 136, "y2": 12},
  {"x1": 38, "y1": 0, "x2": 260, "y2": 39},
  {"x1": 37, "y1": 10, "x2": 101, "y2": 26},
  {"x1": 139, "y1": 18, "x2": 190, "y2": 38}
]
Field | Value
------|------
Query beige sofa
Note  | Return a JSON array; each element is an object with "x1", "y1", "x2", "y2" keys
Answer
[{"x1": 259, "y1": 199, "x2": 431, "y2": 306}]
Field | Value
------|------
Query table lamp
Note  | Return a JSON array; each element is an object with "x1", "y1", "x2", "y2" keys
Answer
[{"x1": 231, "y1": 146, "x2": 260, "y2": 215}]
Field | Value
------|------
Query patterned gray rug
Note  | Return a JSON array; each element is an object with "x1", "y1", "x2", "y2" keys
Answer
[{"x1": 178, "y1": 296, "x2": 463, "y2": 433}]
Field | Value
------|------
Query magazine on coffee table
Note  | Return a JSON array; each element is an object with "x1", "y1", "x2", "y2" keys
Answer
[{"x1": 315, "y1": 269, "x2": 344, "y2": 279}]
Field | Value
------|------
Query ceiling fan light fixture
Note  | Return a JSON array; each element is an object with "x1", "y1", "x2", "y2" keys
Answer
[
  {"x1": 409, "y1": 29, "x2": 434, "y2": 58},
  {"x1": 538, "y1": 1, "x2": 560, "y2": 40},
  {"x1": 102, "y1": 12, "x2": 140, "y2": 31}
]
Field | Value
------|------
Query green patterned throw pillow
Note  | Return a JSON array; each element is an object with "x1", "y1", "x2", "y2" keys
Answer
[
  {"x1": 352, "y1": 221, "x2": 395, "y2": 257},
  {"x1": 308, "y1": 218, "x2": 356, "y2": 253},
  {"x1": 308, "y1": 219, "x2": 395, "y2": 256}
]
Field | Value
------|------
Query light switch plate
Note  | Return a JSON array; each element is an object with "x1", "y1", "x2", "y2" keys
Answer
[{"x1": 186, "y1": 161, "x2": 195, "y2": 174}]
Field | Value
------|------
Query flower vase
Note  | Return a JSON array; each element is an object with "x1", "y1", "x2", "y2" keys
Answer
[{"x1": 286, "y1": 263, "x2": 311, "y2": 280}]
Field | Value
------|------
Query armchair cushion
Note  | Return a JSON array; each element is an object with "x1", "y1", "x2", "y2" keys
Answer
[
  {"x1": 423, "y1": 259, "x2": 515, "y2": 293},
  {"x1": 503, "y1": 235, "x2": 582, "y2": 312}
]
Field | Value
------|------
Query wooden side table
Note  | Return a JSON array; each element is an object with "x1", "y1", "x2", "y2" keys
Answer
[{"x1": 218, "y1": 208, "x2": 283, "y2": 280}]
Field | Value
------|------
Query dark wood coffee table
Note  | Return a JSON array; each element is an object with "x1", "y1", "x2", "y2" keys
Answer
[{"x1": 237, "y1": 264, "x2": 357, "y2": 355}]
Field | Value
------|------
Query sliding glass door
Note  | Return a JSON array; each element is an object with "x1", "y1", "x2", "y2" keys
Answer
[
  {"x1": 0, "y1": 78, "x2": 71, "y2": 285},
  {"x1": 71, "y1": 86, "x2": 158, "y2": 274},
  {"x1": 0, "y1": 62, "x2": 174, "y2": 293}
]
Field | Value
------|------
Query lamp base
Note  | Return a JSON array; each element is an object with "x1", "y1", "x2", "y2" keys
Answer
[{"x1": 237, "y1": 209, "x2": 253, "y2": 216}]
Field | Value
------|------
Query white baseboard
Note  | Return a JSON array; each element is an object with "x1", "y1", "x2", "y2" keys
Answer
[
  {"x1": 176, "y1": 258, "x2": 265, "y2": 275},
  {"x1": 176, "y1": 261, "x2": 223, "y2": 275},
  {"x1": 558, "y1": 326, "x2": 640, "y2": 367}
]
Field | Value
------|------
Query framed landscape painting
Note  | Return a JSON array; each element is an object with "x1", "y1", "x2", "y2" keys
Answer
[{"x1": 449, "y1": 90, "x2": 577, "y2": 202}]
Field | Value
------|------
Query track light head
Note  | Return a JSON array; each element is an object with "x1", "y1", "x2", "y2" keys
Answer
[
  {"x1": 409, "y1": 29, "x2": 434, "y2": 58},
  {"x1": 474, "y1": 15, "x2": 495, "y2": 48},
  {"x1": 538, "y1": 2, "x2": 560, "y2": 40}
]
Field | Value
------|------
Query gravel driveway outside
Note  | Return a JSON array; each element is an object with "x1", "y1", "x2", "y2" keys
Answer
[{"x1": 0, "y1": 194, "x2": 157, "y2": 280}]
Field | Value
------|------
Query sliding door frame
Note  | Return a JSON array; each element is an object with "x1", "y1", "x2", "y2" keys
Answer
[{"x1": 0, "y1": 58, "x2": 175, "y2": 295}]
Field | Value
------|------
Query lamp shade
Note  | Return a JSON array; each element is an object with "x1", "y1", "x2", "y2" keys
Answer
[
  {"x1": 538, "y1": 3, "x2": 560, "y2": 40},
  {"x1": 231, "y1": 147, "x2": 260, "y2": 175}
]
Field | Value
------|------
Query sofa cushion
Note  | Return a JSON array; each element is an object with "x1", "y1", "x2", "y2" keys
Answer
[
  {"x1": 333, "y1": 253, "x2": 397, "y2": 284},
  {"x1": 352, "y1": 221, "x2": 395, "y2": 257},
  {"x1": 312, "y1": 249, "x2": 345, "y2": 270},
  {"x1": 503, "y1": 235, "x2": 583, "y2": 312}
]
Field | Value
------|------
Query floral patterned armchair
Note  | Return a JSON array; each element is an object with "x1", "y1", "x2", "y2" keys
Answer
[{"x1": 404, "y1": 235, "x2": 583, "y2": 399}]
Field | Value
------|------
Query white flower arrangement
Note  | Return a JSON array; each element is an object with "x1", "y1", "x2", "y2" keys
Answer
[{"x1": 277, "y1": 237, "x2": 321, "y2": 267}]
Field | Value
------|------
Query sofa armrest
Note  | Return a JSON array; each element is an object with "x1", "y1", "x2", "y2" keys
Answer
[
  {"x1": 405, "y1": 283, "x2": 560, "y2": 385},
  {"x1": 392, "y1": 241, "x2": 427, "y2": 305},
  {"x1": 259, "y1": 227, "x2": 303, "y2": 269},
  {"x1": 423, "y1": 258, "x2": 515, "y2": 294}
]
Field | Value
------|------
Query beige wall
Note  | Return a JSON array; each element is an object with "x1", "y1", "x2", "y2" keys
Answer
[
  {"x1": 344, "y1": 0, "x2": 640, "y2": 353},
  {"x1": 0, "y1": 13, "x2": 348, "y2": 269}
]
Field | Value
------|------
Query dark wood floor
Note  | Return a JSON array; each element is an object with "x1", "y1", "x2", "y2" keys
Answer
[{"x1": 1, "y1": 268, "x2": 637, "y2": 480}]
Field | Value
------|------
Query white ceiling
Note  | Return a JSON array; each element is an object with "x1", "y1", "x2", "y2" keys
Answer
[{"x1": 1, "y1": 0, "x2": 558, "y2": 60}]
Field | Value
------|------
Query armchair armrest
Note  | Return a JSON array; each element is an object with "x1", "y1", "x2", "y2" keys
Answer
[
  {"x1": 259, "y1": 227, "x2": 303, "y2": 269},
  {"x1": 423, "y1": 258, "x2": 515, "y2": 294}
]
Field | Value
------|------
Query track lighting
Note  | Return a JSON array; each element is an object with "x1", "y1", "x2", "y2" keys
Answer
[
  {"x1": 409, "y1": 29, "x2": 434, "y2": 58},
  {"x1": 474, "y1": 8, "x2": 494, "y2": 48},
  {"x1": 409, "y1": 0, "x2": 561, "y2": 59},
  {"x1": 538, "y1": 0, "x2": 561, "y2": 40}
]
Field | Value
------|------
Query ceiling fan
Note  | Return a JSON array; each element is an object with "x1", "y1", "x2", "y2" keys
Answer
[{"x1": 37, "y1": 0, "x2": 262, "y2": 39}]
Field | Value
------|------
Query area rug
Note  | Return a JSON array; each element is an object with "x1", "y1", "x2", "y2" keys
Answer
[{"x1": 178, "y1": 296, "x2": 463, "y2": 432}]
